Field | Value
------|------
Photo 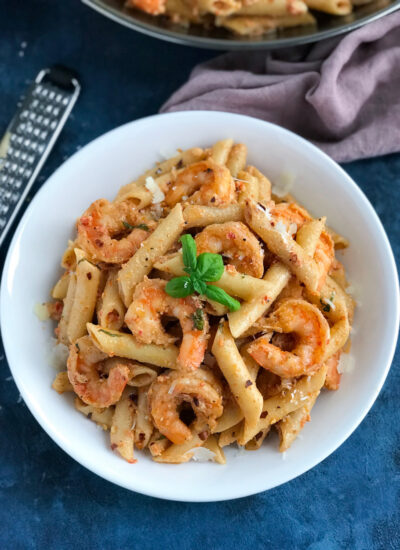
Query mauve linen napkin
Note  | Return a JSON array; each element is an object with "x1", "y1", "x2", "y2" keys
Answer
[{"x1": 161, "y1": 11, "x2": 400, "y2": 162}]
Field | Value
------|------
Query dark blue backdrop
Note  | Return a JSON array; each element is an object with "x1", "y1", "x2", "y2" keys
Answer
[{"x1": 1, "y1": 2, "x2": 399, "y2": 549}]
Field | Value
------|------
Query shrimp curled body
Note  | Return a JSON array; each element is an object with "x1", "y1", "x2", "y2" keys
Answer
[
  {"x1": 247, "y1": 299, "x2": 330, "y2": 378},
  {"x1": 270, "y1": 202, "x2": 334, "y2": 289},
  {"x1": 125, "y1": 278, "x2": 209, "y2": 370},
  {"x1": 67, "y1": 336, "x2": 131, "y2": 408},
  {"x1": 195, "y1": 221, "x2": 264, "y2": 278},
  {"x1": 148, "y1": 369, "x2": 223, "y2": 445},
  {"x1": 77, "y1": 199, "x2": 154, "y2": 264},
  {"x1": 165, "y1": 160, "x2": 235, "y2": 207}
]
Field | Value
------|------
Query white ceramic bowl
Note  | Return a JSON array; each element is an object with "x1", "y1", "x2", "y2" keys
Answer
[{"x1": 1, "y1": 112, "x2": 398, "y2": 502}]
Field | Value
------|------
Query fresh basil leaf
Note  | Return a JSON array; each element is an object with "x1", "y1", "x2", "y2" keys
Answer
[
  {"x1": 180, "y1": 234, "x2": 197, "y2": 273},
  {"x1": 191, "y1": 308, "x2": 204, "y2": 331},
  {"x1": 165, "y1": 276, "x2": 194, "y2": 298},
  {"x1": 205, "y1": 285, "x2": 241, "y2": 312},
  {"x1": 192, "y1": 276, "x2": 207, "y2": 295},
  {"x1": 196, "y1": 253, "x2": 224, "y2": 282}
]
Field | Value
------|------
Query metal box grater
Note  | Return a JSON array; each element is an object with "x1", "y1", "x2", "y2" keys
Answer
[{"x1": 0, "y1": 66, "x2": 80, "y2": 247}]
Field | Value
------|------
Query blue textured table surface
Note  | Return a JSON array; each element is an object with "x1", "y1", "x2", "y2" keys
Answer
[{"x1": 1, "y1": 2, "x2": 399, "y2": 549}]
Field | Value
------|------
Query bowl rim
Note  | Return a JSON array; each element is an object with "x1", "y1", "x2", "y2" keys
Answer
[
  {"x1": 81, "y1": 0, "x2": 400, "y2": 51},
  {"x1": 1, "y1": 111, "x2": 399, "y2": 501}
]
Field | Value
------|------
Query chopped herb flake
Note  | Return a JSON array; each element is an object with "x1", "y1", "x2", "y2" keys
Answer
[
  {"x1": 99, "y1": 329, "x2": 122, "y2": 337},
  {"x1": 192, "y1": 308, "x2": 204, "y2": 331}
]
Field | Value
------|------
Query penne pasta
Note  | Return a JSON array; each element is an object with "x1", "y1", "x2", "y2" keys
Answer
[
  {"x1": 217, "y1": 12, "x2": 316, "y2": 36},
  {"x1": 51, "y1": 272, "x2": 70, "y2": 300},
  {"x1": 134, "y1": 387, "x2": 153, "y2": 449},
  {"x1": 52, "y1": 371, "x2": 73, "y2": 394},
  {"x1": 87, "y1": 323, "x2": 179, "y2": 368},
  {"x1": 74, "y1": 397, "x2": 114, "y2": 430},
  {"x1": 118, "y1": 203, "x2": 185, "y2": 307},
  {"x1": 127, "y1": 364, "x2": 158, "y2": 387},
  {"x1": 183, "y1": 204, "x2": 242, "y2": 228},
  {"x1": 276, "y1": 392, "x2": 318, "y2": 452},
  {"x1": 226, "y1": 143, "x2": 247, "y2": 176},
  {"x1": 237, "y1": 0, "x2": 308, "y2": 16},
  {"x1": 212, "y1": 322, "x2": 263, "y2": 445},
  {"x1": 154, "y1": 252, "x2": 276, "y2": 301},
  {"x1": 210, "y1": 138, "x2": 234, "y2": 165},
  {"x1": 245, "y1": 199, "x2": 320, "y2": 293},
  {"x1": 304, "y1": 0, "x2": 352, "y2": 14},
  {"x1": 96, "y1": 269, "x2": 126, "y2": 331},
  {"x1": 110, "y1": 388, "x2": 137, "y2": 463},
  {"x1": 66, "y1": 251, "x2": 101, "y2": 343}
]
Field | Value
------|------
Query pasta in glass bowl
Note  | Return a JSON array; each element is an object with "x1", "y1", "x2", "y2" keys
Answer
[
  {"x1": 1, "y1": 112, "x2": 398, "y2": 500},
  {"x1": 82, "y1": 0, "x2": 400, "y2": 48}
]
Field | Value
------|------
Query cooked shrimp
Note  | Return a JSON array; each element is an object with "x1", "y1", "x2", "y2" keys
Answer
[
  {"x1": 195, "y1": 221, "x2": 264, "y2": 278},
  {"x1": 164, "y1": 160, "x2": 235, "y2": 207},
  {"x1": 77, "y1": 199, "x2": 155, "y2": 264},
  {"x1": 271, "y1": 202, "x2": 310, "y2": 232},
  {"x1": 271, "y1": 202, "x2": 334, "y2": 288},
  {"x1": 125, "y1": 278, "x2": 209, "y2": 370},
  {"x1": 324, "y1": 351, "x2": 341, "y2": 390},
  {"x1": 148, "y1": 369, "x2": 223, "y2": 445},
  {"x1": 127, "y1": 0, "x2": 166, "y2": 15},
  {"x1": 247, "y1": 299, "x2": 330, "y2": 378},
  {"x1": 67, "y1": 336, "x2": 131, "y2": 408}
]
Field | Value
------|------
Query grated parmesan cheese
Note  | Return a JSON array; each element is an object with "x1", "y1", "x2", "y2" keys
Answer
[
  {"x1": 273, "y1": 171, "x2": 295, "y2": 198},
  {"x1": 145, "y1": 176, "x2": 165, "y2": 204},
  {"x1": 256, "y1": 202, "x2": 272, "y2": 221},
  {"x1": 168, "y1": 380, "x2": 178, "y2": 395},
  {"x1": 185, "y1": 447, "x2": 216, "y2": 462},
  {"x1": 48, "y1": 338, "x2": 69, "y2": 371},
  {"x1": 337, "y1": 354, "x2": 355, "y2": 374},
  {"x1": 275, "y1": 220, "x2": 288, "y2": 237},
  {"x1": 323, "y1": 297, "x2": 336, "y2": 311},
  {"x1": 288, "y1": 223, "x2": 297, "y2": 236},
  {"x1": 34, "y1": 302, "x2": 50, "y2": 321}
]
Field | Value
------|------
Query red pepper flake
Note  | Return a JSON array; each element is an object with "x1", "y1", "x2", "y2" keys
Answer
[
  {"x1": 289, "y1": 252, "x2": 298, "y2": 264},
  {"x1": 86, "y1": 272, "x2": 92, "y2": 280},
  {"x1": 263, "y1": 295, "x2": 269, "y2": 304},
  {"x1": 227, "y1": 231, "x2": 236, "y2": 240},
  {"x1": 260, "y1": 411, "x2": 268, "y2": 418},
  {"x1": 138, "y1": 433, "x2": 145, "y2": 441},
  {"x1": 245, "y1": 380, "x2": 253, "y2": 388},
  {"x1": 210, "y1": 196, "x2": 216, "y2": 203},
  {"x1": 193, "y1": 397, "x2": 199, "y2": 407},
  {"x1": 95, "y1": 239, "x2": 104, "y2": 247},
  {"x1": 111, "y1": 443, "x2": 118, "y2": 450},
  {"x1": 255, "y1": 431, "x2": 263, "y2": 441},
  {"x1": 87, "y1": 412, "x2": 92, "y2": 420}
]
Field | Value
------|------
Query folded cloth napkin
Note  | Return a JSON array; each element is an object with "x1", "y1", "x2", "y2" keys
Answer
[{"x1": 161, "y1": 11, "x2": 400, "y2": 163}]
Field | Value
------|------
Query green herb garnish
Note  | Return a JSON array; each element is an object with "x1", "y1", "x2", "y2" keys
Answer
[
  {"x1": 321, "y1": 300, "x2": 331, "y2": 312},
  {"x1": 320, "y1": 292, "x2": 335, "y2": 313},
  {"x1": 122, "y1": 221, "x2": 149, "y2": 231},
  {"x1": 99, "y1": 329, "x2": 122, "y2": 337},
  {"x1": 165, "y1": 234, "x2": 240, "y2": 312},
  {"x1": 192, "y1": 308, "x2": 205, "y2": 331}
]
